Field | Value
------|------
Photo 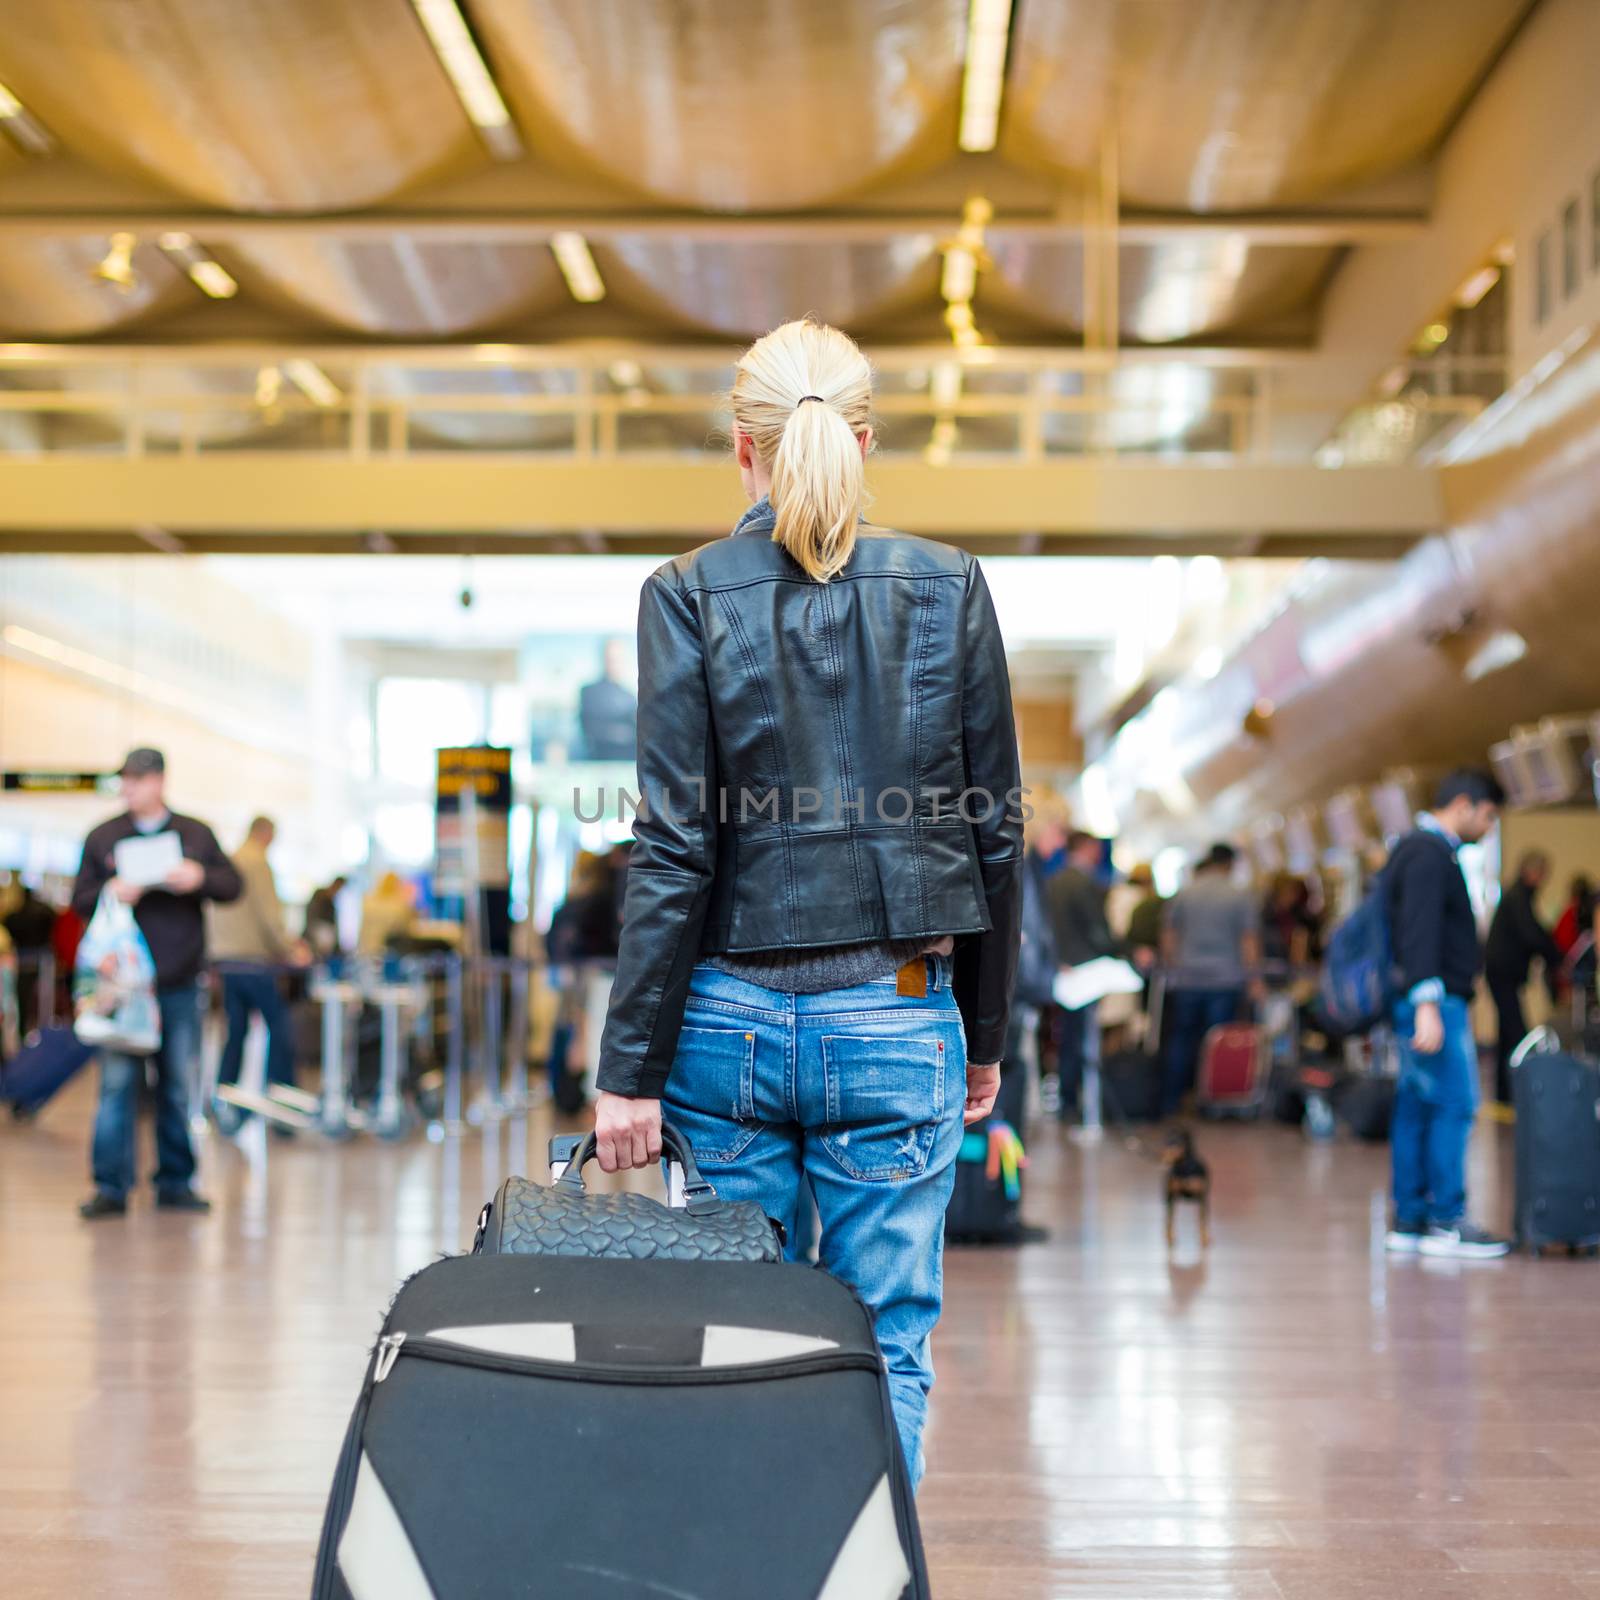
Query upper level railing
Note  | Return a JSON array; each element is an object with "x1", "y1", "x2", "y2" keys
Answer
[{"x1": 0, "y1": 343, "x2": 1506, "y2": 465}]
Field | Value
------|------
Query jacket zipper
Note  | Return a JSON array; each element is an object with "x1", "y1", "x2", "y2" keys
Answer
[{"x1": 372, "y1": 1331, "x2": 881, "y2": 1388}]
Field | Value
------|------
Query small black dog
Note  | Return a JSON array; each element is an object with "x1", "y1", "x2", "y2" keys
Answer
[{"x1": 1162, "y1": 1127, "x2": 1211, "y2": 1250}]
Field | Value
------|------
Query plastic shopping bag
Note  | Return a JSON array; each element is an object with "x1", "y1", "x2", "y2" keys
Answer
[{"x1": 74, "y1": 889, "x2": 161, "y2": 1055}]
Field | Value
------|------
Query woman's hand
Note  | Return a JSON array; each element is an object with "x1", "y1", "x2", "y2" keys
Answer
[
  {"x1": 593, "y1": 1091, "x2": 663, "y2": 1172},
  {"x1": 963, "y1": 1064, "x2": 1001, "y2": 1125}
]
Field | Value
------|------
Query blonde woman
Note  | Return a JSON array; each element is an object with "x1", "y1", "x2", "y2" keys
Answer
[{"x1": 593, "y1": 318, "x2": 1023, "y2": 1481}]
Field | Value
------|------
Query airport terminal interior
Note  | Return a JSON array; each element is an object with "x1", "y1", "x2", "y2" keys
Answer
[{"x1": 5, "y1": 0, "x2": 1600, "y2": 1595}]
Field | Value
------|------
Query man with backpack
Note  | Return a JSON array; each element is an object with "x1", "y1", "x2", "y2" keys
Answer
[{"x1": 1383, "y1": 769, "x2": 1510, "y2": 1259}]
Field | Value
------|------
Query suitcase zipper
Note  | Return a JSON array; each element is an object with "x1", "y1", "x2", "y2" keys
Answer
[{"x1": 372, "y1": 1333, "x2": 881, "y2": 1387}]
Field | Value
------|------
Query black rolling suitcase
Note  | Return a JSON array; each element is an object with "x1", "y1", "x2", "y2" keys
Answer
[
  {"x1": 310, "y1": 1254, "x2": 929, "y2": 1600},
  {"x1": 945, "y1": 1118, "x2": 1026, "y2": 1243},
  {"x1": 1512, "y1": 1031, "x2": 1600, "y2": 1253}
]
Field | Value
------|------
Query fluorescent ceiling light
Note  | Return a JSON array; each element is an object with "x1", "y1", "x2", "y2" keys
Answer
[
  {"x1": 941, "y1": 246, "x2": 978, "y2": 305},
  {"x1": 931, "y1": 361, "x2": 963, "y2": 409},
  {"x1": 550, "y1": 232, "x2": 605, "y2": 303},
  {"x1": 0, "y1": 81, "x2": 52, "y2": 155},
  {"x1": 283, "y1": 358, "x2": 342, "y2": 408},
  {"x1": 1462, "y1": 628, "x2": 1528, "y2": 682},
  {"x1": 1455, "y1": 264, "x2": 1500, "y2": 310},
  {"x1": 409, "y1": 0, "x2": 522, "y2": 160},
  {"x1": 958, "y1": 0, "x2": 1013, "y2": 153},
  {"x1": 157, "y1": 232, "x2": 238, "y2": 299}
]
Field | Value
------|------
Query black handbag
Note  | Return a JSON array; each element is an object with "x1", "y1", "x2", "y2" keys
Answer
[{"x1": 472, "y1": 1122, "x2": 784, "y2": 1262}]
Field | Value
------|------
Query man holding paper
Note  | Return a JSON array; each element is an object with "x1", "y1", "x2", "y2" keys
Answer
[
  {"x1": 71, "y1": 748, "x2": 242, "y2": 1219},
  {"x1": 1045, "y1": 831, "x2": 1118, "y2": 1124}
]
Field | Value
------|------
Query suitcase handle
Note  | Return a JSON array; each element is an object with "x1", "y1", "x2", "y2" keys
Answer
[{"x1": 553, "y1": 1121, "x2": 722, "y2": 1215}]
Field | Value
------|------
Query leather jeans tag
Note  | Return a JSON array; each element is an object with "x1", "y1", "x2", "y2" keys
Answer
[{"x1": 896, "y1": 958, "x2": 927, "y2": 998}]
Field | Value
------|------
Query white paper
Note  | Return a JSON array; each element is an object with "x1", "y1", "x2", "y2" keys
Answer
[
  {"x1": 113, "y1": 830, "x2": 183, "y2": 888},
  {"x1": 1052, "y1": 957, "x2": 1145, "y2": 1012}
]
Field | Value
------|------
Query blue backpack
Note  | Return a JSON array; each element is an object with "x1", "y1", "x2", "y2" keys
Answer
[{"x1": 1319, "y1": 867, "x2": 1394, "y2": 1035}]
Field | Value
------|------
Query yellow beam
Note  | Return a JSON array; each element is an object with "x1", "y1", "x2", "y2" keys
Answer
[{"x1": 0, "y1": 457, "x2": 1444, "y2": 540}]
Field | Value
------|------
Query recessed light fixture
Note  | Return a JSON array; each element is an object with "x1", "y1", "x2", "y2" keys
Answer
[
  {"x1": 283, "y1": 358, "x2": 343, "y2": 408},
  {"x1": 158, "y1": 232, "x2": 239, "y2": 299},
  {"x1": 92, "y1": 233, "x2": 139, "y2": 294},
  {"x1": 0, "y1": 81, "x2": 52, "y2": 155},
  {"x1": 409, "y1": 0, "x2": 522, "y2": 159},
  {"x1": 958, "y1": 0, "x2": 1013, "y2": 153},
  {"x1": 1454, "y1": 264, "x2": 1500, "y2": 310},
  {"x1": 550, "y1": 232, "x2": 605, "y2": 303}
]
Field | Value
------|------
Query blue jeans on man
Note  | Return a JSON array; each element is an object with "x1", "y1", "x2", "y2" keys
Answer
[
  {"x1": 216, "y1": 963, "x2": 296, "y2": 1094},
  {"x1": 90, "y1": 983, "x2": 202, "y2": 1202},
  {"x1": 662, "y1": 958, "x2": 967, "y2": 1487},
  {"x1": 1162, "y1": 987, "x2": 1242, "y2": 1114},
  {"x1": 1390, "y1": 995, "x2": 1478, "y2": 1228}
]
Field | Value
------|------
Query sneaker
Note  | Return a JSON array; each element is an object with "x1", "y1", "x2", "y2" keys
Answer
[
  {"x1": 1385, "y1": 1220, "x2": 1425, "y2": 1253},
  {"x1": 78, "y1": 1192, "x2": 127, "y2": 1220},
  {"x1": 1418, "y1": 1222, "x2": 1511, "y2": 1259},
  {"x1": 155, "y1": 1189, "x2": 212, "y2": 1214}
]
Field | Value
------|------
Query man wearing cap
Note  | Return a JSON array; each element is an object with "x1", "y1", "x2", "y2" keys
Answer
[{"x1": 71, "y1": 749, "x2": 243, "y2": 1219}]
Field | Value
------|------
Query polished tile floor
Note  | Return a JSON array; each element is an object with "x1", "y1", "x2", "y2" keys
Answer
[{"x1": 4, "y1": 1077, "x2": 1598, "y2": 1599}]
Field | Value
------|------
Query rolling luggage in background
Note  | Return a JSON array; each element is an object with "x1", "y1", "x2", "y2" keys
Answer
[
  {"x1": 1100, "y1": 1048, "x2": 1164, "y2": 1121},
  {"x1": 1196, "y1": 1022, "x2": 1267, "y2": 1116},
  {"x1": 1511, "y1": 1030, "x2": 1600, "y2": 1253},
  {"x1": 946, "y1": 1120, "x2": 1027, "y2": 1243},
  {"x1": 2, "y1": 1026, "x2": 95, "y2": 1118},
  {"x1": 1100, "y1": 972, "x2": 1164, "y2": 1124},
  {"x1": 1339, "y1": 1072, "x2": 1396, "y2": 1142},
  {"x1": 311, "y1": 1254, "x2": 929, "y2": 1600}
]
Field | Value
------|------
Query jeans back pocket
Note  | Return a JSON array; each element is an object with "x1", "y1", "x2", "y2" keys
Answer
[
  {"x1": 819, "y1": 1032, "x2": 948, "y2": 1182},
  {"x1": 665, "y1": 1024, "x2": 759, "y2": 1164}
]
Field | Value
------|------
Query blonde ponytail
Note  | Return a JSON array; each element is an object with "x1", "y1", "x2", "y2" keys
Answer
[{"x1": 730, "y1": 318, "x2": 873, "y2": 582}]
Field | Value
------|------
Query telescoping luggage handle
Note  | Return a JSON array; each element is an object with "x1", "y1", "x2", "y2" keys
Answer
[{"x1": 553, "y1": 1121, "x2": 723, "y2": 1216}]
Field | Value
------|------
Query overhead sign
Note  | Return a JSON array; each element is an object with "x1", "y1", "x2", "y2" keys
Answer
[
  {"x1": 434, "y1": 746, "x2": 512, "y2": 896},
  {"x1": 3, "y1": 771, "x2": 116, "y2": 794}
]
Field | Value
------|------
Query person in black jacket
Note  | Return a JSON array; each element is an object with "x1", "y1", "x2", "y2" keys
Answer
[
  {"x1": 1045, "y1": 830, "x2": 1115, "y2": 1123},
  {"x1": 1383, "y1": 769, "x2": 1508, "y2": 1259},
  {"x1": 1484, "y1": 850, "x2": 1562, "y2": 1106},
  {"x1": 71, "y1": 749, "x2": 242, "y2": 1219},
  {"x1": 588, "y1": 318, "x2": 1023, "y2": 1482}
]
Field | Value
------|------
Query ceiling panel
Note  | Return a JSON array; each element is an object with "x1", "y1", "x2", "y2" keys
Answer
[
  {"x1": 603, "y1": 236, "x2": 939, "y2": 339},
  {"x1": 1003, "y1": 0, "x2": 1529, "y2": 209},
  {"x1": 987, "y1": 236, "x2": 1337, "y2": 343},
  {"x1": 233, "y1": 239, "x2": 568, "y2": 335},
  {"x1": 0, "y1": 236, "x2": 190, "y2": 337},
  {"x1": 473, "y1": 0, "x2": 967, "y2": 210},
  {"x1": 0, "y1": 0, "x2": 478, "y2": 210}
]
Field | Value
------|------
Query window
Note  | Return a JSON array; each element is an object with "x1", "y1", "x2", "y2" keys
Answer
[
  {"x1": 1562, "y1": 198, "x2": 1580, "y2": 299},
  {"x1": 1535, "y1": 229, "x2": 1552, "y2": 325}
]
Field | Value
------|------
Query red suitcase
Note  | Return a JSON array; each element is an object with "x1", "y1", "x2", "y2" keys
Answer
[{"x1": 1197, "y1": 1022, "x2": 1267, "y2": 1116}]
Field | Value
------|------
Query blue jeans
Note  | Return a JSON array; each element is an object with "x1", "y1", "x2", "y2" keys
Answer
[
  {"x1": 1163, "y1": 986, "x2": 1242, "y2": 1114},
  {"x1": 1390, "y1": 995, "x2": 1479, "y2": 1228},
  {"x1": 90, "y1": 984, "x2": 202, "y2": 1201},
  {"x1": 662, "y1": 958, "x2": 967, "y2": 1486},
  {"x1": 216, "y1": 965, "x2": 296, "y2": 1092}
]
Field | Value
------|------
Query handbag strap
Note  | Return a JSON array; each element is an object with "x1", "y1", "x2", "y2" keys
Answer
[{"x1": 553, "y1": 1121, "x2": 722, "y2": 1215}]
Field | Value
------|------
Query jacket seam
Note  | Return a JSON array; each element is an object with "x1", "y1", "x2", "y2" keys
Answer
[
  {"x1": 906, "y1": 578, "x2": 937, "y2": 931},
  {"x1": 679, "y1": 571, "x2": 964, "y2": 598},
  {"x1": 716, "y1": 593, "x2": 797, "y2": 946},
  {"x1": 819, "y1": 582, "x2": 869, "y2": 940}
]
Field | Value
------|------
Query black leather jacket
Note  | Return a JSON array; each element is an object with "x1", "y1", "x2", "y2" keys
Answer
[{"x1": 597, "y1": 499, "x2": 1024, "y2": 1098}]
